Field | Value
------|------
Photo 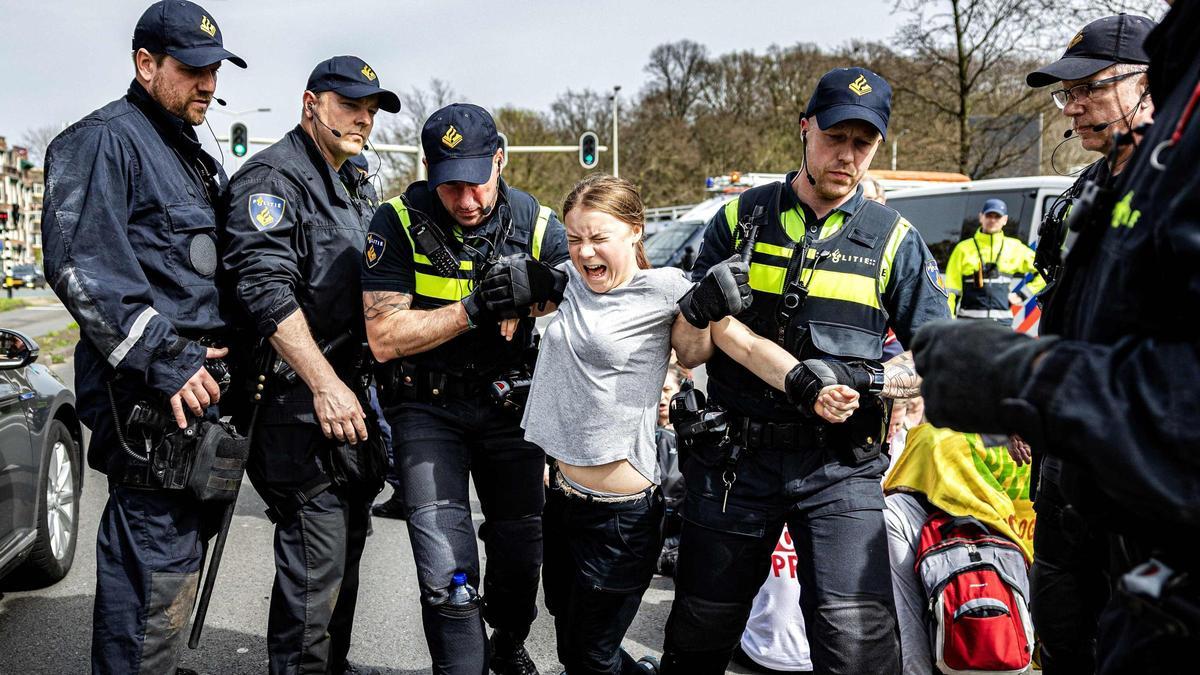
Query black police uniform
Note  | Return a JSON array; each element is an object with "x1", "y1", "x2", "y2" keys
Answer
[
  {"x1": 661, "y1": 171, "x2": 949, "y2": 672},
  {"x1": 1024, "y1": 156, "x2": 1114, "y2": 675},
  {"x1": 38, "y1": 2, "x2": 245, "y2": 671},
  {"x1": 1016, "y1": 6, "x2": 1200, "y2": 670},
  {"x1": 361, "y1": 175, "x2": 567, "y2": 670},
  {"x1": 1021, "y1": 15, "x2": 1155, "y2": 674},
  {"x1": 222, "y1": 122, "x2": 382, "y2": 673}
]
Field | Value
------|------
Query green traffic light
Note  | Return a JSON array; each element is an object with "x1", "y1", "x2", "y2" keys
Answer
[
  {"x1": 585, "y1": 154, "x2": 594, "y2": 163},
  {"x1": 234, "y1": 144, "x2": 246, "y2": 157}
]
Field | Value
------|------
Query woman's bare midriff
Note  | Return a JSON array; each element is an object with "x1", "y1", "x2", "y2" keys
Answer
[{"x1": 559, "y1": 458, "x2": 653, "y2": 494}]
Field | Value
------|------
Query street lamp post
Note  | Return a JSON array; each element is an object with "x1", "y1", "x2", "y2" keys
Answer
[
  {"x1": 891, "y1": 129, "x2": 908, "y2": 172},
  {"x1": 611, "y1": 85, "x2": 621, "y2": 178}
]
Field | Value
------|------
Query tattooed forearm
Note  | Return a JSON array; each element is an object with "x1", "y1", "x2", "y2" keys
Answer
[
  {"x1": 882, "y1": 351, "x2": 921, "y2": 399},
  {"x1": 363, "y1": 290, "x2": 470, "y2": 362},
  {"x1": 363, "y1": 291, "x2": 412, "y2": 321}
]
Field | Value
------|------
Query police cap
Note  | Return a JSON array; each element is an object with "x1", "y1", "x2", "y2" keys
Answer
[
  {"x1": 421, "y1": 103, "x2": 500, "y2": 189},
  {"x1": 306, "y1": 56, "x2": 402, "y2": 113},
  {"x1": 804, "y1": 67, "x2": 892, "y2": 140},
  {"x1": 1026, "y1": 14, "x2": 1155, "y2": 88},
  {"x1": 132, "y1": 0, "x2": 246, "y2": 69}
]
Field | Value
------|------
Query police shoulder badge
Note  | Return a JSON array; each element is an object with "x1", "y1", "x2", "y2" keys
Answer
[
  {"x1": 926, "y1": 259, "x2": 949, "y2": 297},
  {"x1": 248, "y1": 194, "x2": 287, "y2": 231},
  {"x1": 365, "y1": 232, "x2": 387, "y2": 268}
]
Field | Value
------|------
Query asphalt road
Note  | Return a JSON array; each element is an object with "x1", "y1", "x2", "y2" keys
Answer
[
  {"x1": 0, "y1": 297, "x2": 75, "y2": 342},
  {"x1": 0, "y1": 354, "x2": 749, "y2": 674}
]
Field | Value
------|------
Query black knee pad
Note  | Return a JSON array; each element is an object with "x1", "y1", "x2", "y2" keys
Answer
[{"x1": 811, "y1": 598, "x2": 900, "y2": 674}]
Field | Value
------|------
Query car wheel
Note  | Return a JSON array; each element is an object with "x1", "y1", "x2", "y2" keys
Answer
[{"x1": 14, "y1": 420, "x2": 81, "y2": 586}]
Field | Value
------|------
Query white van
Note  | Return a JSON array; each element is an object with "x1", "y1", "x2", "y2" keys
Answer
[{"x1": 885, "y1": 176, "x2": 1075, "y2": 268}]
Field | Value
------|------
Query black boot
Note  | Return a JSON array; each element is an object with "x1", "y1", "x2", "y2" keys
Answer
[
  {"x1": 371, "y1": 491, "x2": 407, "y2": 520},
  {"x1": 489, "y1": 629, "x2": 539, "y2": 675}
]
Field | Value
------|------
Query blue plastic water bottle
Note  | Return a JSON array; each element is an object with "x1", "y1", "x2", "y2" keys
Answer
[{"x1": 447, "y1": 571, "x2": 478, "y2": 605}]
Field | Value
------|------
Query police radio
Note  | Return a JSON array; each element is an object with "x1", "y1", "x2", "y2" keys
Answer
[{"x1": 409, "y1": 218, "x2": 460, "y2": 277}]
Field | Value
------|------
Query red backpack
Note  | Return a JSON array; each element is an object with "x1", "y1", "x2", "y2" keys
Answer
[{"x1": 914, "y1": 512, "x2": 1034, "y2": 675}]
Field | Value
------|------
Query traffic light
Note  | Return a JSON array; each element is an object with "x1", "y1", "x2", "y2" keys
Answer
[
  {"x1": 497, "y1": 132, "x2": 509, "y2": 169},
  {"x1": 579, "y1": 131, "x2": 598, "y2": 169},
  {"x1": 230, "y1": 123, "x2": 248, "y2": 157}
]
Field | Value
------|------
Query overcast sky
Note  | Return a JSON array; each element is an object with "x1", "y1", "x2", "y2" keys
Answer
[{"x1": 1, "y1": 0, "x2": 903, "y2": 155}]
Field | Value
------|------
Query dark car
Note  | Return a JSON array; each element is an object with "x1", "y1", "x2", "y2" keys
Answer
[
  {"x1": 0, "y1": 328, "x2": 85, "y2": 588},
  {"x1": 645, "y1": 219, "x2": 706, "y2": 271},
  {"x1": 11, "y1": 265, "x2": 46, "y2": 290}
]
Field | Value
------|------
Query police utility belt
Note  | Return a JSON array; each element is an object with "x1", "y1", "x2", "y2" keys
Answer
[
  {"x1": 110, "y1": 355, "x2": 249, "y2": 503},
  {"x1": 669, "y1": 382, "x2": 827, "y2": 453},
  {"x1": 378, "y1": 360, "x2": 532, "y2": 411}
]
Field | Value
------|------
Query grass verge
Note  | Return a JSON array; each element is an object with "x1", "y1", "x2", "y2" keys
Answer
[
  {"x1": 35, "y1": 322, "x2": 79, "y2": 365},
  {"x1": 0, "y1": 298, "x2": 30, "y2": 312}
]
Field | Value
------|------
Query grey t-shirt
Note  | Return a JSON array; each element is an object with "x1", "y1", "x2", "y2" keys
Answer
[{"x1": 522, "y1": 263, "x2": 694, "y2": 484}]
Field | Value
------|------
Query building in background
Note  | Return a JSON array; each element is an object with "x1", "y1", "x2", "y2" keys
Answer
[{"x1": 0, "y1": 135, "x2": 44, "y2": 275}]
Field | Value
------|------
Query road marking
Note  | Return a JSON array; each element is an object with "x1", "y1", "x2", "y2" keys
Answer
[{"x1": 25, "y1": 306, "x2": 67, "y2": 312}]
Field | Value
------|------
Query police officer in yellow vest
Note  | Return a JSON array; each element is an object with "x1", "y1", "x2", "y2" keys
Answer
[
  {"x1": 945, "y1": 198, "x2": 1045, "y2": 324},
  {"x1": 659, "y1": 67, "x2": 950, "y2": 674},
  {"x1": 360, "y1": 103, "x2": 568, "y2": 675}
]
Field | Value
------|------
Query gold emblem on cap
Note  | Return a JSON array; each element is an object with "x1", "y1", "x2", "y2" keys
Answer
[
  {"x1": 199, "y1": 15, "x2": 217, "y2": 37},
  {"x1": 361, "y1": 64, "x2": 377, "y2": 81},
  {"x1": 442, "y1": 125, "x2": 464, "y2": 149},
  {"x1": 1068, "y1": 31, "x2": 1083, "y2": 49},
  {"x1": 848, "y1": 74, "x2": 873, "y2": 96}
]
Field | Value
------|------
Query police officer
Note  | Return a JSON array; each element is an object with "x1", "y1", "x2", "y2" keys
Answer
[
  {"x1": 944, "y1": 198, "x2": 1044, "y2": 324},
  {"x1": 659, "y1": 67, "x2": 950, "y2": 674},
  {"x1": 360, "y1": 103, "x2": 568, "y2": 675},
  {"x1": 39, "y1": 2, "x2": 244, "y2": 672},
  {"x1": 221, "y1": 56, "x2": 400, "y2": 674},
  {"x1": 913, "y1": 3, "x2": 1200, "y2": 671},
  {"x1": 1013, "y1": 15, "x2": 1157, "y2": 674}
]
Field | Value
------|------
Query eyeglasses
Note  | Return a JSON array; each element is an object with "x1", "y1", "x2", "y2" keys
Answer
[{"x1": 1051, "y1": 70, "x2": 1147, "y2": 109}]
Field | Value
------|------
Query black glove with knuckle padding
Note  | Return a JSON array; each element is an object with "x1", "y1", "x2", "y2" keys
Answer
[
  {"x1": 678, "y1": 254, "x2": 753, "y2": 328},
  {"x1": 785, "y1": 359, "x2": 883, "y2": 414},
  {"x1": 480, "y1": 253, "x2": 568, "y2": 319}
]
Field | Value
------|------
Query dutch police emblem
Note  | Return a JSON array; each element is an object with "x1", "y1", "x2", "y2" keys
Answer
[
  {"x1": 249, "y1": 194, "x2": 287, "y2": 231},
  {"x1": 926, "y1": 259, "x2": 949, "y2": 297},
  {"x1": 365, "y1": 232, "x2": 386, "y2": 268}
]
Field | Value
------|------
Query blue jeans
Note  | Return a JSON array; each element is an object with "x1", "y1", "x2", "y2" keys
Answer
[{"x1": 543, "y1": 478, "x2": 664, "y2": 674}]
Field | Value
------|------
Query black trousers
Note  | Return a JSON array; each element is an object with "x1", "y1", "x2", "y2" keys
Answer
[
  {"x1": 1030, "y1": 456, "x2": 1112, "y2": 675},
  {"x1": 250, "y1": 421, "x2": 372, "y2": 675},
  {"x1": 92, "y1": 485, "x2": 223, "y2": 674},
  {"x1": 389, "y1": 397, "x2": 545, "y2": 674},
  {"x1": 661, "y1": 442, "x2": 900, "y2": 675},
  {"x1": 543, "y1": 479, "x2": 664, "y2": 675}
]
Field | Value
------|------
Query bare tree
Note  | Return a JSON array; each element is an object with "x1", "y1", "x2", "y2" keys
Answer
[
  {"x1": 644, "y1": 40, "x2": 711, "y2": 120},
  {"x1": 20, "y1": 124, "x2": 61, "y2": 167},
  {"x1": 549, "y1": 89, "x2": 612, "y2": 141},
  {"x1": 373, "y1": 78, "x2": 459, "y2": 195}
]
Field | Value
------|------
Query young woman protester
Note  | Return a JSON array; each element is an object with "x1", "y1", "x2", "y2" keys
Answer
[{"x1": 480, "y1": 174, "x2": 860, "y2": 675}]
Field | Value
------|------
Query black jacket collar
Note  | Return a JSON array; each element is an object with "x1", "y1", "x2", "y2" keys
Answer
[
  {"x1": 288, "y1": 125, "x2": 358, "y2": 206},
  {"x1": 126, "y1": 81, "x2": 203, "y2": 157}
]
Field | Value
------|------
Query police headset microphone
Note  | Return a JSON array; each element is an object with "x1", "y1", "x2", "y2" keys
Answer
[
  {"x1": 307, "y1": 103, "x2": 372, "y2": 151},
  {"x1": 802, "y1": 130, "x2": 816, "y2": 186},
  {"x1": 1062, "y1": 89, "x2": 1152, "y2": 138}
]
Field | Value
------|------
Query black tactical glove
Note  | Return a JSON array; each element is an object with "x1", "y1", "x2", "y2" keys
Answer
[
  {"x1": 678, "y1": 254, "x2": 753, "y2": 328},
  {"x1": 785, "y1": 359, "x2": 881, "y2": 412},
  {"x1": 480, "y1": 254, "x2": 568, "y2": 319},
  {"x1": 461, "y1": 284, "x2": 495, "y2": 329},
  {"x1": 912, "y1": 320, "x2": 1058, "y2": 435}
]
